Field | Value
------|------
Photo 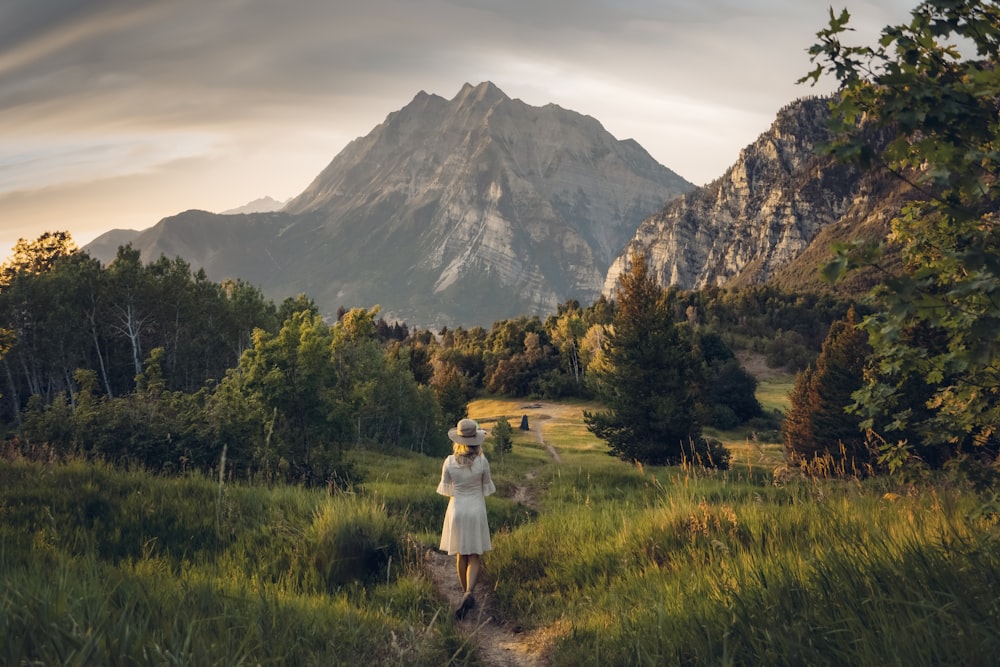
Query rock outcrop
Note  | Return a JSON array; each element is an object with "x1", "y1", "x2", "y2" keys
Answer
[{"x1": 603, "y1": 97, "x2": 865, "y2": 295}]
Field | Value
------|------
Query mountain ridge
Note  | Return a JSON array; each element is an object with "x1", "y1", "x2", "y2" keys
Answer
[
  {"x1": 84, "y1": 85, "x2": 907, "y2": 329},
  {"x1": 603, "y1": 96, "x2": 883, "y2": 297}
]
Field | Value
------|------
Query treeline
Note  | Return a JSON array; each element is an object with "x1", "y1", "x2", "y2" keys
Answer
[{"x1": 0, "y1": 233, "x2": 857, "y2": 482}]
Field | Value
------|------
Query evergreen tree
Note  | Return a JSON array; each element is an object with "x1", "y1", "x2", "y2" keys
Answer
[
  {"x1": 783, "y1": 307, "x2": 872, "y2": 470},
  {"x1": 584, "y1": 252, "x2": 707, "y2": 466},
  {"x1": 782, "y1": 365, "x2": 818, "y2": 459}
]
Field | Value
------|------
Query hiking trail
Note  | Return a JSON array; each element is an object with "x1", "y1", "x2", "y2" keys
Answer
[{"x1": 421, "y1": 405, "x2": 565, "y2": 666}]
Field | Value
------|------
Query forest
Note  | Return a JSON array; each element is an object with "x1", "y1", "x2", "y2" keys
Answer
[{"x1": 0, "y1": 232, "x2": 856, "y2": 482}]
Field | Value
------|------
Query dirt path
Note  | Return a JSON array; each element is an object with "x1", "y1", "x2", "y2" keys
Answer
[
  {"x1": 422, "y1": 548, "x2": 553, "y2": 666},
  {"x1": 420, "y1": 405, "x2": 566, "y2": 666},
  {"x1": 533, "y1": 418, "x2": 562, "y2": 463}
]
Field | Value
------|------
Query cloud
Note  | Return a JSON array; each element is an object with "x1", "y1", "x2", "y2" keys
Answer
[
  {"x1": 0, "y1": 0, "x2": 919, "y2": 256},
  {"x1": 0, "y1": 133, "x2": 218, "y2": 194}
]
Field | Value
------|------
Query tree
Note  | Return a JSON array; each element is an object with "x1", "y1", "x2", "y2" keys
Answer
[
  {"x1": 584, "y1": 252, "x2": 710, "y2": 466},
  {"x1": 104, "y1": 246, "x2": 155, "y2": 380},
  {"x1": 238, "y1": 309, "x2": 338, "y2": 482},
  {"x1": 783, "y1": 307, "x2": 873, "y2": 471},
  {"x1": 0, "y1": 234, "x2": 91, "y2": 412},
  {"x1": 0, "y1": 231, "x2": 77, "y2": 286},
  {"x1": 703, "y1": 358, "x2": 762, "y2": 429},
  {"x1": 548, "y1": 303, "x2": 588, "y2": 387},
  {"x1": 0, "y1": 328, "x2": 11, "y2": 385},
  {"x1": 782, "y1": 365, "x2": 818, "y2": 461},
  {"x1": 803, "y1": 0, "x2": 1000, "y2": 471},
  {"x1": 491, "y1": 416, "x2": 513, "y2": 461},
  {"x1": 332, "y1": 308, "x2": 440, "y2": 453},
  {"x1": 221, "y1": 279, "x2": 280, "y2": 367},
  {"x1": 430, "y1": 357, "x2": 474, "y2": 427},
  {"x1": 690, "y1": 330, "x2": 762, "y2": 428},
  {"x1": 0, "y1": 234, "x2": 286, "y2": 427}
]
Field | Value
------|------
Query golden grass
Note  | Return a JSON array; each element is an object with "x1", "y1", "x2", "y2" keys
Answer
[
  {"x1": 725, "y1": 441, "x2": 786, "y2": 470},
  {"x1": 468, "y1": 398, "x2": 605, "y2": 454}
]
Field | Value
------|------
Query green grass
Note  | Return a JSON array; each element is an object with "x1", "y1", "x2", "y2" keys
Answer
[
  {"x1": 483, "y1": 457, "x2": 1000, "y2": 666},
  {"x1": 755, "y1": 373, "x2": 796, "y2": 415},
  {"x1": 464, "y1": 396, "x2": 1000, "y2": 666},
  {"x1": 0, "y1": 459, "x2": 474, "y2": 666},
  {"x1": 4, "y1": 391, "x2": 999, "y2": 666}
]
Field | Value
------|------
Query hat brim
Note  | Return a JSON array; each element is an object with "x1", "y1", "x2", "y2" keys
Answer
[{"x1": 448, "y1": 427, "x2": 487, "y2": 446}]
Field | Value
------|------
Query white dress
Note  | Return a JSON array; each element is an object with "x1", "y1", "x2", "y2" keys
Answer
[{"x1": 437, "y1": 454, "x2": 497, "y2": 555}]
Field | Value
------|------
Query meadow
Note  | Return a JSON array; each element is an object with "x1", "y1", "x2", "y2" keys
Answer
[{"x1": 2, "y1": 376, "x2": 998, "y2": 665}]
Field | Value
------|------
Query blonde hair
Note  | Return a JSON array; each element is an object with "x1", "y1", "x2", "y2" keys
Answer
[{"x1": 453, "y1": 442, "x2": 482, "y2": 465}]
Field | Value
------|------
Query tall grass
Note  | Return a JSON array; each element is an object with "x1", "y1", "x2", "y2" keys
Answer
[
  {"x1": 485, "y1": 459, "x2": 1000, "y2": 666},
  {"x1": 0, "y1": 458, "x2": 474, "y2": 666}
]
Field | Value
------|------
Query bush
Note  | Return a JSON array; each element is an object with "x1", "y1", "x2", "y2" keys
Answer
[
  {"x1": 302, "y1": 496, "x2": 402, "y2": 590},
  {"x1": 492, "y1": 416, "x2": 513, "y2": 460},
  {"x1": 684, "y1": 436, "x2": 731, "y2": 470},
  {"x1": 708, "y1": 404, "x2": 739, "y2": 430}
]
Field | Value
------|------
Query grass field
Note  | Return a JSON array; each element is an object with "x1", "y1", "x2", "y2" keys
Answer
[
  {"x1": 3, "y1": 375, "x2": 998, "y2": 666},
  {"x1": 463, "y1": 387, "x2": 1000, "y2": 666}
]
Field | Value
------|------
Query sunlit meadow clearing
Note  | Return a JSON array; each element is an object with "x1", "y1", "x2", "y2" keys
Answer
[{"x1": 2, "y1": 375, "x2": 998, "y2": 665}]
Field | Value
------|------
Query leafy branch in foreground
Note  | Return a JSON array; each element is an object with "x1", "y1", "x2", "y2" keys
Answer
[{"x1": 802, "y1": 0, "x2": 1000, "y2": 472}]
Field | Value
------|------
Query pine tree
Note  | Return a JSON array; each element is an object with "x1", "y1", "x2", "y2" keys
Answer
[
  {"x1": 782, "y1": 365, "x2": 817, "y2": 459},
  {"x1": 584, "y1": 252, "x2": 706, "y2": 466},
  {"x1": 783, "y1": 306, "x2": 872, "y2": 470}
]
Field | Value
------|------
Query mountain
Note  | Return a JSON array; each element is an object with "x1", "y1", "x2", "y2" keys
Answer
[
  {"x1": 220, "y1": 196, "x2": 290, "y2": 215},
  {"x1": 82, "y1": 228, "x2": 142, "y2": 262},
  {"x1": 603, "y1": 97, "x2": 904, "y2": 297},
  {"x1": 85, "y1": 82, "x2": 693, "y2": 327}
]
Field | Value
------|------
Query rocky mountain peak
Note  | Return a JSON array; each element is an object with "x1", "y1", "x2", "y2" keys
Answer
[
  {"x1": 87, "y1": 83, "x2": 693, "y2": 328},
  {"x1": 222, "y1": 196, "x2": 289, "y2": 215},
  {"x1": 454, "y1": 81, "x2": 510, "y2": 107}
]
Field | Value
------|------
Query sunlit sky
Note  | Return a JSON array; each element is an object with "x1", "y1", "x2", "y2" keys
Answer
[{"x1": 0, "y1": 0, "x2": 918, "y2": 257}]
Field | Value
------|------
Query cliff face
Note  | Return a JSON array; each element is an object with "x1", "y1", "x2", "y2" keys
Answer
[
  {"x1": 87, "y1": 82, "x2": 692, "y2": 328},
  {"x1": 603, "y1": 97, "x2": 865, "y2": 296}
]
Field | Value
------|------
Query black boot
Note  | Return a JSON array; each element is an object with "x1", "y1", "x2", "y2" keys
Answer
[{"x1": 455, "y1": 594, "x2": 475, "y2": 619}]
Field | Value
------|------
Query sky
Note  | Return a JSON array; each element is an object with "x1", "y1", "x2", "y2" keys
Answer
[{"x1": 0, "y1": 0, "x2": 919, "y2": 258}]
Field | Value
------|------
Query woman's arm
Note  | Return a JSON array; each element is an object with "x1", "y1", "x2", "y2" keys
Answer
[
  {"x1": 481, "y1": 457, "x2": 497, "y2": 497},
  {"x1": 436, "y1": 456, "x2": 455, "y2": 496}
]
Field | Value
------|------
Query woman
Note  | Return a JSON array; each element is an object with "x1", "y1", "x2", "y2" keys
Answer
[{"x1": 437, "y1": 418, "x2": 497, "y2": 619}]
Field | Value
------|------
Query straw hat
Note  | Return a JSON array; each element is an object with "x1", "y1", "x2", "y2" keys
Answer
[{"x1": 448, "y1": 418, "x2": 487, "y2": 446}]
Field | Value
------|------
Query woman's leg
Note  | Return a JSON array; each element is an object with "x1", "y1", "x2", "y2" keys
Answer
[
  {"x1": 464, "y1": 554, "x2": 481, "y2": 595},
  {"x1": 455, "y1": 554, "x2": 469, "y2": 592},
  {"x1": 455, "y1": 553, "x2": 481, "y2": 618}
]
